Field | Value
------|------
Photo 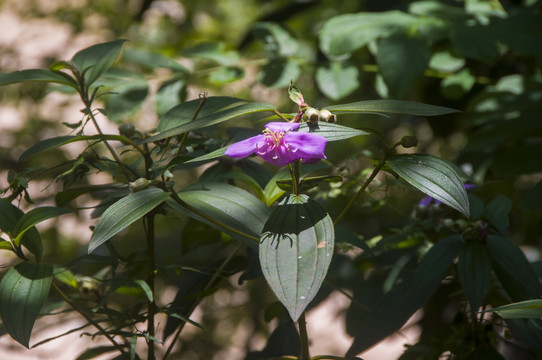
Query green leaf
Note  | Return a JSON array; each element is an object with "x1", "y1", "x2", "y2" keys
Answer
[
  {"x1": 316, "y1": 61, "x2": 359, "y2": 100},
  {"x1": 326, "y1": 99, "x2": 459, "y2": 116},
  {"x1": 0, "y1": 199, "x2": 43, "y2": 260},
  {"x1": 185, "y1": 147, "x2": 227, "y2": 164},
  {"x1": 72, "y1": 39, "x2": 127, "y2": 86},
  {"x1": 450, "y1": 24, "x2": 499, "y2": 63},
  {"x1": 88, "y1": 187, "x2": 170, "y2": 253},
  {"x1": 319, "y1": 11, "x2": 416, "y2": 56},
  {"x1": 486, "y1": 235, "x2": 542, "y2": 298},
  {"x1": 259, "y1": 58, "x2": 301, "y2": 89},
  {"x1": 0, "y1": 262, "x2": 53, "y2": 348},
  {"x1": 297, "y1": 121, "x2": 368, "y2": 141},
  {"x1": 12, "y1": 207, "x2": 72, "y2": 247},
  {"x1": 486, "y1": 300, "x2": 542, "y2": 319},
  {"x1": 133, "y1": 279, "x2": 153, "y2": 302},
  {"x1": 0, "y1": 69, "x2": 78, "y2": 88},
  {"x1": 288, "y1": 82, "x2": 304, "y2": 106},
  {"x1": 157, "y1": 96, "x2": 244, "y2": 132},
  {"x1": 484, "y1": 195, "x2": 512, "y2": 234},
  {"x1": 123, "y1": 47, "x2": 189, "y2": 72},
  {"x1": 144, "y1": 101, "x2": 275, "y2": 143},
  {"x1": 458, "y1": 240, "x2": 491, "y2": 315},
  {"x1": 19, "y1": 134, "x2": 132, "y2": 162},
  {"x1": 166, "y1": 183, "x2": 271, "y2": 248},
  {"x1": 252, "y1": 22, "x2": 299, "y2": 57},
  {"x1": 276, "y1": 175, "x2": 342, "y2": 192},
  {"x1": 387, "y1": 154, "x2": 470, "y2": 217},
  {"x1": 259, "y1": 194, "x2": 334, "y2": 322},
  {"x1": 376, "y1": 33, "x2": 431, "y2": 96},
  {"x1": 156, "y1": 79, "x2": 187, "y2": 117},
  {"x1": 346, "y1": 235, "x2": 462, "y2": 355}
]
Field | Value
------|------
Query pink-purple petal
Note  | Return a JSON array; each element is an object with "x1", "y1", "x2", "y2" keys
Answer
[
  {"x1": 265, "y1": 122, "x2": 300, "y2": 132},
  {"x1": 283, "y1": 132, "x2": 327, "y2": 160},
  {"x1": 225, "y1": 135, "x2": 264, "y2": 158}
]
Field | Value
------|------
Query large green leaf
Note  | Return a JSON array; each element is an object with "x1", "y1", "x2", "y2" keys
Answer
[
  {"x1": 387, "y1": 154, "x2": 470, "y2": 217},
  {"x1": 144, "y1": 101, "x2": 275, "y2": 143},
  {"x1": 315, "y1": 61, "x2": 359, "y2": 100},
  {"x1": 487, "y1": 300, "x2": 542, "y2": 319},
  {"x1": 72, "y1": 39, "x2": 127, "y2": 86},
  {"x1": 88, "y1": 187, "x2": 170, "y2": 253},
  {"x1": 19, "y1": 134, "x2": 131, "y2": 162},
  {"x1": 326, "y1": 99, "x2": 459, "y2": 116},
  {"x1": 319, "y1": 11, "x2": 416, "y2": 56},
  {"x1": 0, "y1": 69, "x2": 78, "y2": 88},
  {"x1": 346, "y1": 235, "x2": 463, "y2": 356},
  {"x1": 12, "y1": 207, "x2": 72, "y2": 247},
  {"x1": 0, "y1": 262, "x2": 53, "y2": 348},
  {"x1": 486, "y1": 235, "x2": 542, "y2": 298},
  {"x1": 167, "y1": 183, "x2": 271, "y2": 248},
  {"x1": 259, "y1": 194, "x2": 334, "y2": 322},
  {"x1": 376, "y1": 33, "x2": 431, "y2": 95},
  {"x1": 458, "y1": 239, "x2": 491, "y2": 315}
]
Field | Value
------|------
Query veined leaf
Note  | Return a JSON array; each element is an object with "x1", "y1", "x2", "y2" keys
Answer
[
  {"x1": 298, "y1": 121, "x2": 368, "y2": 141},
  {"x1": 144, "y1": 101, "x2": 275, "y2": 143},
  {"x1": 166, "y1": 183, "x2": 271, "y2": 248},
  {"x1": 458, "y1": 239, "x2": 491, "y2": 316},
  {"x1": 486, "y1": 235, "x2": 542, "y2": 298},
  {"x1": 0, "y1": 262, "x2": 53, "y2": 348},
  {"x1": 72, "y1": 39, "x2": 127, "y2": 86},
  {"x1": 260, "y1": 194, "x2": 334, "y2": 322},
  {"x1": 19, "y1": 134, "x2": 132, "y2": 162},
  {"x1": 486, "y1": 300, "x2": 542, "y2": 319},
  {"x1": 88, "y1": 187, "x2": 170, "y2": 253},
  {"x1": 387, "y1": 154, "x2": 470, "y2": 217},
  {"x1": 12, "y1": 207, "x2": 72, "y2": 247},
  {"x1": 0, "y1": 69, "x2": 78, "y2": 88},
  {"x1": 326, "y1": 99, "x2": 459, "y2": 116}
]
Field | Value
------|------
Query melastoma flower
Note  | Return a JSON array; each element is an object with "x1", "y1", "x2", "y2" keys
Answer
[{"x1": 225, "y1": 122, "x2": 327, "y2": 166}]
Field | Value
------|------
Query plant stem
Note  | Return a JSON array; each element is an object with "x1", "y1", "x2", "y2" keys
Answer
[
  {"x1": 298, "y1": 313, "x2": 311, "y2": 360},
  {"x1": 145, "y1": 213, "x2": 157, "y2": 360},
  {"x1": 333, "y1": 158, "x2": 387, "y2": 226},
  {"x1": 163, "y1": 242, "x2": 244, "y2": 359},
  {"x1": 51, "y1": 282, "x2": 128, "y2": 356}
]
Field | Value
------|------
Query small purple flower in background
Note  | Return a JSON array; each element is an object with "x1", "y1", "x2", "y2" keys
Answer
[
  {"x1": 419, "y1": 184, "x2": 476, "y2": 206},
  {"x1": 225, "y1": 122, "x2": 327, "y2": 166}
]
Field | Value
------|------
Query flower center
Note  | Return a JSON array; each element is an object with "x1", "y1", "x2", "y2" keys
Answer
[{"x1": 257, "y1": 129, "x2": 295, "y2": 159}]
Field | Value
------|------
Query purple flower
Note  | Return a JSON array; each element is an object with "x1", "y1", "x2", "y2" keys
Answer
[
  {"x1": 225, "y1": 122, "x2": 327, "y2": 166},
  {"x1": 419, "y1": 184, "x2": 476, "y2": 206}
]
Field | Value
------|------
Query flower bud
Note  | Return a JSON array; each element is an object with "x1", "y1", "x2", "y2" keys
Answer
[
  {"x1": 130, "y1": 178, "x2": 151, "y2": 192},
  {"x1": 320, "y1": 109, "x2": 337, "y2": 123},
  {"x1": 401, "y1": 135, "x2": 418, "y2": 148},
  {"x1": 119, "y1": 123, "x2": 136, "y2": 138},
  {"x1": 305, "y1": 107, "x2": 320, "y2": 123}
]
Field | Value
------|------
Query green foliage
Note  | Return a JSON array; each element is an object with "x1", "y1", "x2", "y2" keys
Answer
[{"x1": 1, "y1": 0, "x2": 541, "y2": 359}]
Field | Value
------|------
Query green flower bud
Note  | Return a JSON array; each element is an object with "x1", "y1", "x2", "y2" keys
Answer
[
  {"x1": 401, "y1": 135, "x2": 418, "y2": 148},
  {"x1": 119, "y1": 123, "x2": 136, "y2": 138}
]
